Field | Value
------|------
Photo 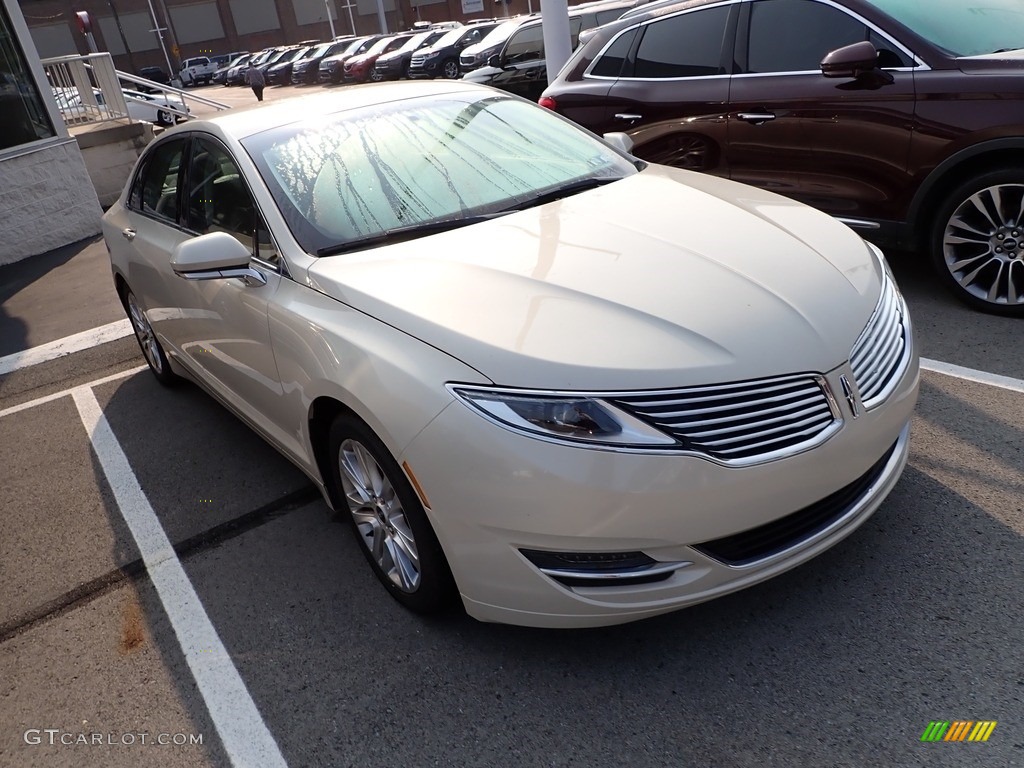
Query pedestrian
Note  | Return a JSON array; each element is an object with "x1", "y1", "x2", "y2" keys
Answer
[{"x1": 246, "y1": 64, "x2": 265, "y2": 102}]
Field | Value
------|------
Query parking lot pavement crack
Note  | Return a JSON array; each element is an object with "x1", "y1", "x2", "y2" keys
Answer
[{"x1": 0, "y1": 485, "x2": 319, "y2": 646}]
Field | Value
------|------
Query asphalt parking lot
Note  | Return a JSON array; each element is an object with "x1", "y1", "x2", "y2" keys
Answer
[{"x1": 1, "y1": 193, "x2": 1023, "y2": 764}]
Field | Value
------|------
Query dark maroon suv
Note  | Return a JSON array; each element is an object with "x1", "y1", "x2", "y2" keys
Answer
[{"x1": 541, "y1": 0, "x2": 1024, "y2": 315}]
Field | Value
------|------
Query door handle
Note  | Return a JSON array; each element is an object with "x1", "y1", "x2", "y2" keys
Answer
[
  {"x1": 121, "y1": 228, "x2": 136, "y2": 241},
  {"x1": 737, "y1": 112, "x2": 776, "y2": 124},
  {"x1": 614, "y1": 113, "x2": 642, "y2": 121}
]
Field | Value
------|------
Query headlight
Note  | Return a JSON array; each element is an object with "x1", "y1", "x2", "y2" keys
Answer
[
  {"x1": 451, "y1": 387, "x2": 677, "y2": 447},
  {"x1": 424, "y1": 51, "x2": 440, "y2": 59}
]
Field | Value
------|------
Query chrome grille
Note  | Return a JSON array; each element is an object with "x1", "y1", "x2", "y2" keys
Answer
[
  {"x1": 608, "y1": 375, "x2": 838, "y2": 464},
  {"x1": 850, "y1": 275, "x2": 909, "y2": 409}
]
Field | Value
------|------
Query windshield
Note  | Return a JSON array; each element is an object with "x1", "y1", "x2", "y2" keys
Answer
[
  {"x1": 474, "y1": 19, "x2": 520, "y2": 48},
  {"x1": 869, "y1": 0, "x2": 1024, "y2": 56},
  {"x1": 398, "y1": 31, "x2": 433, "y2": 52},
  {"x1": 243, "y1": 94, "x2": 636, "y2": 255},
  {"x1": 435, "y1": 27, "x2": 469, "y2": 48}
]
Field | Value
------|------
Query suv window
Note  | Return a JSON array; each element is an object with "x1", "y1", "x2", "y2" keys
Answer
[
  {"x1": 590, "y1": 28, "x2": 639, "y2": 78},
  {"x1": 747, "y1": 0, "x2": 895, "y2": 73},
  {"x1": 132, "y1": 138, "x2": 186, "y2": 222},
  {"x1": 504, "y1": 19, "x2": 584, "y2": 64},
  {"x1": 633, "y1": 6, "x2": 731, "y2": 78},
  {"x1": 505, "y1": 24, "x2": 545, "y2": 63}
]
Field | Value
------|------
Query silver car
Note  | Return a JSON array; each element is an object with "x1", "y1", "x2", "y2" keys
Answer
[{"x1": 102, "y1": 81, "x2": 918, "y2": 628}]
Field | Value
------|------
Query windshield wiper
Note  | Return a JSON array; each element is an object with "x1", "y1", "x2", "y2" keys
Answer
[
  {"x1": 499, "y1": 177, "x2": 624, "y2": 213},
  {"x1": 316, "y1": 212, "x2": 511, "y2": 257}
]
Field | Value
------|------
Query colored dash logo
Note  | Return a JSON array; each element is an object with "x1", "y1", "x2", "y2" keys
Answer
[{"x1": 921, "y1": 721, "x2": 997, "y2": 742}]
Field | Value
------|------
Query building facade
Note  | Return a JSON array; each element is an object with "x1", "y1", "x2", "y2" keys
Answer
[
  {"x1": 0, "y1": 0, "x2": 101, "y2": 265},
  {"x1": 17, "y1": 0, "x2": 532, "y2": 76}
]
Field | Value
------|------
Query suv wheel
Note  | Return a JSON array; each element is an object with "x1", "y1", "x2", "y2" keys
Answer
[
  {"x1": 931, "y1": 169, "x2": 1024, "y2": 316},
  {"x1": 441, "y1": 59, "x2": 460, "y2": 79}
]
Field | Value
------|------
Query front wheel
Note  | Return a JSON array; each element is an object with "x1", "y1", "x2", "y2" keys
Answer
[
  {"x1": 327, "y1": 414, "x2": 456, "y2": 614},
  {"x1": 930, "y1": 169, "x2": 1024, "y2": 316},
  {"x1": 156, "y1": 109, "x2": 173, "y2": 126},
  {"x1": 441, "y1": 58, "x2": 460, "y2": 79},
  {"x1": 369, "y1": 69, "x2": 384, "y2": 82}
]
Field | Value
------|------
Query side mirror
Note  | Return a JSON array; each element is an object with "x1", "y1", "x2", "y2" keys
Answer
[
  {"x1": 602, "y1": 131, "x2": 634, "y2": 154},
  {"x1": 171, "y1": 232, "x2": 266, "y2": 286},
  {"x1": 821, "y1": 40, "x2": 879, "y2": 79},
  {"x1": 487, "y1": 54, "x2": 503, "y2": 69}
]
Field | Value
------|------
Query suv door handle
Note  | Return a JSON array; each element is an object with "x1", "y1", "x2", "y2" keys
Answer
[
  {"x1": 614, "y1": 113, "x2": 642, "y2": 121},
  {"x1": 121, "y1": 228, "x2": 136, "y2": 241},
  {"x1": 738, "y1": 112, "x2": 776, "y2": 124}
]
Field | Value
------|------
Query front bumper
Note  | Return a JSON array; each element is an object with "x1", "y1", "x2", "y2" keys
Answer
[{"x1": 400, "y1": 355, "x2": 919, "y2": 628}]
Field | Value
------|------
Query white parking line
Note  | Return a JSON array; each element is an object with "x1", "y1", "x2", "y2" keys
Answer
[
  {"x1": 920, "y1": 357, "x2": 1024, "y2": 395},
  {"x1": 0, "y1": 366, "x2": 146, "y2": 420},
  {"x1": 0, "y1": 320, "x2": 132, "y2": 376},
  {"x1": 72, "y1": 386, "x2": 289, "y2": 768}
]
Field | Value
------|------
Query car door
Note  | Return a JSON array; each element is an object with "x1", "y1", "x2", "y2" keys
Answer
[
  {"x1": 162, "y1": 134, "x2": 289, "y2": 429},
  {"x1": 597, "y1": 3, "x2": 736, "y2": 174},
  {"x1": 728, "y1": 0, "x2": 916, "y2": 219}
]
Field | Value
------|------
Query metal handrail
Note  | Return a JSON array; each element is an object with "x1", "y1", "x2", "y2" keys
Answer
[
  {"x1": 42, "y1": 52, "x2": 230, "y2": 129},
  {"x1": 115, "y1": 70, "x2": 230, "y2": 111}
]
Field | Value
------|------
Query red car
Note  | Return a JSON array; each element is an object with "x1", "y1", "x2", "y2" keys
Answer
[
  {"x1": 343, "y1": 34, "x2": 414, "y2": 83},
  {"x1": 542, "y1": 0, "x2": 1024, "y2": 315}
]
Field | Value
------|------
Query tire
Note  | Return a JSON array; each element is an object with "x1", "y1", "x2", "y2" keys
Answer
[
  {"x1": 441, "y1": 58, "x2": 460, "y2": 79},
  {"x1": 930, "y1": 168, "x2": 1024, "y2": 316},
  {"x1": 369, "y1": 69, "x2": 384, "y2": 83},
  {"x1": 156, "y1": 109, "x2": 173, "y2": 127},
  {"x1": 327, "y1": 413, "x2": 457, "y2": 614},
  {"x1": 125, "y1": 289, "x2": 179, "y2": 386}
]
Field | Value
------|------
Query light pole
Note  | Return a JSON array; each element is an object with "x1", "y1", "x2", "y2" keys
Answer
[
  {"x1": 324, "y1": 0, "x2": 337, "y2": 39},
  {"x1": 145, "y1": 0, "x2": 175, "y2": 82}
]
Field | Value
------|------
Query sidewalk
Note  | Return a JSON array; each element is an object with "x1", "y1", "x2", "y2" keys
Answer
[{"x1": 0, "y1": 235, "x2": 125, "y2": 359}]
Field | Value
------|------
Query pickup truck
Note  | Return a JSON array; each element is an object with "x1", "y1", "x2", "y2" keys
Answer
[{"x1": 178, "y1": 56, "x2": 217, "y2": 86}]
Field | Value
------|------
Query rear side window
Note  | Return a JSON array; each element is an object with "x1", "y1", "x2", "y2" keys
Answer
[
  {"x1": 633, "y1": 6, "x2": 731, "y2": 78},
  {"x1": 131, "y1": 138, "x2": 186, "y2": 222},
  {"x1": 590, "y1": 28, "x2": 639, "y2": 78},
  {"x1": 747, "y1": 0, "x2": 870, "y2": 73}
]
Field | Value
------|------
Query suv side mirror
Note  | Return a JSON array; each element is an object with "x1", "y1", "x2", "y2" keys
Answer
[
  {"x1": 821, "y1": 41, "x2": 879, "y2": 79},
  {"x1": 487, "y1": 54, "x2": 504, "y2": 69}
]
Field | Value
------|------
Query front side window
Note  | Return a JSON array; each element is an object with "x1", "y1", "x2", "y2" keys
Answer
[
  {"x1": 243, "y1": 95, "x2": 637, "y2": 255},
  {"x1": 0, "y1": 4, "x2": 56, "y2": 151},
  {"x1": 185, "y1": 139, "x2": 255, "y2": 243},
  {"x1": 633, "y1": 6, "x2": 731, "y2": 78},
  {"x1": 504, "y1": 25, "x2": 544, "y2": 64},
  {"x1": 747, "y1": 0, "x2": 871, "y2": 73},
  {"x1": 133, "y1": 138, "x2": 186, "y2": 222}
]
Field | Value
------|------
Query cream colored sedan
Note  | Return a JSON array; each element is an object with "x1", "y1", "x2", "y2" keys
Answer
[{"x1": 102, "y1": 81, "x2": 919, "y2": 628}]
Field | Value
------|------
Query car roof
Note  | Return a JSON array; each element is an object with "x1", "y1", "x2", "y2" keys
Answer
[{"x1": 183, "y1": 81, "x2": 494, "y2": 141}]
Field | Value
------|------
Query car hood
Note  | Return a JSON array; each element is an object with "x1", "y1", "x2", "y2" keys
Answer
[{"x1": 305, "y1": 167, "x2": 882, "y2": 390}]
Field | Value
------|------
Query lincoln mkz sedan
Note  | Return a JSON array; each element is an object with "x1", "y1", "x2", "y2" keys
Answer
[{"x1": 102, "y1": 82, "x2": 919, "y2": 628}]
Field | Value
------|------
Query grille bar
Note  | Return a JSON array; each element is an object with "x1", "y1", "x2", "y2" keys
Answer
[
  {"x1": 850, "y1": 275, "x2": 909, "y2": 408},
  {"x1": 609, "y1": 374, "x2": 838, "y2": 463}
]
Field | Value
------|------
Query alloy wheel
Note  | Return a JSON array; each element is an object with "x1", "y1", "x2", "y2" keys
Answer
[
  {"x1": 127, "y1": 292, "x2": 163, "y2": 374},
  {"x1": 442, "y1": 59, "x2": 459, "y2": 79},
  {"x1": 942, "y1": 183, "x2": 1024, "y2": 308},
  {"x1": 338, "y1": 438, "x2": 421, "y2": 593}
]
